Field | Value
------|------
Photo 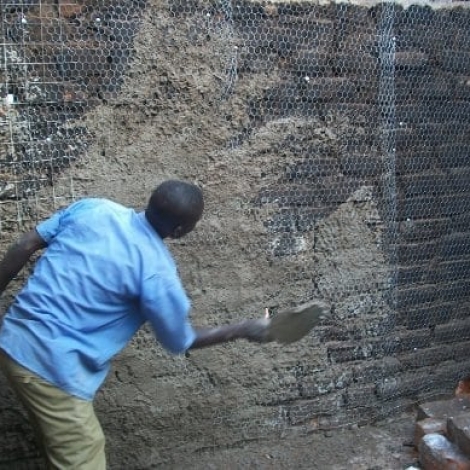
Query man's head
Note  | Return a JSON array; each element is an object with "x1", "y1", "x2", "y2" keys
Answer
[{"x1": 145, "y1": 180, "x2": 204, "y2": 239}]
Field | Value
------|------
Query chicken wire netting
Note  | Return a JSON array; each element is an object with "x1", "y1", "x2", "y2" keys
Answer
[{"x1": 1, "y1": 0, "x2": 470, "y2": 466}]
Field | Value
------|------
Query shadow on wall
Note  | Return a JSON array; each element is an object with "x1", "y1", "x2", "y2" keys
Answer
[{"x1": 0, "y1": 0, "x2": 147, "y2": 200}]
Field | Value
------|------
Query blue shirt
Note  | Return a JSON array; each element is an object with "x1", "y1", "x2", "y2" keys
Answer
[{"x1": 0, "y1": 198, "x2": 196, "y2": 400}]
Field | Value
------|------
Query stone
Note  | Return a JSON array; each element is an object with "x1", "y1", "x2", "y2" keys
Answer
[
  {"x1": 414, "y1": 418, "x2": 447, "y2": 448},
  {"x1": 58, "y1": 1, "x2": 84, "y2": 19},
  {"x1": 419, "y1": 433, "x2": 470, "y2": 470},
  {"x1": 448, "y1": 413, "x2": 470, "y2": 457},
  {"x1": 417, "y1": 397, "x2": 470, "y2": 421}
]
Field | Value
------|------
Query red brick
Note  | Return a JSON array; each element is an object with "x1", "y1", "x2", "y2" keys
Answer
[
  {"x1": 417, "y1": 397, "x2": 470, "y2": 421},
  {"x1": 456, "y1": 378, "x2": 470, "y2": 399},
  {"x1": 419, "y1": 434, "x2": 470, "y2": 470},
  {"x1": 448, "y1": 413, "x2": 470, "y2": 457},
  {"x1": 414, "y1": 418, "x2": 447, "y2": 448},
  {"x1": 58, "y1": 1, "x2": 84, "y2": 19}
]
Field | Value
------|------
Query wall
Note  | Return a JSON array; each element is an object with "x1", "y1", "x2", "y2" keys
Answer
[{"x1": 0, "y1": 0, "x2": 469, "y2": 467}]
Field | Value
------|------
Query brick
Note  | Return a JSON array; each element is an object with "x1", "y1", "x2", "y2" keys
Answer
[
  {"x1": 285, "y1": 392, "x2": 344, "y2": 426},
  {"x1": 417, "y1": 397, "x2": 470, "y2": 421},
  {"x1": 397, "y1": 241, "x2": 440, "y2": 263},
  {"x1": 397, "y1": 218, "x2": 448, "y2": 243},
  {"x1": 454, "y1": 344, "x2": 470, "y2": 364},
  {"x1": 339, "y1": 154, "x2": 384, "y2": 177},
  {"x1": 343, "y1": 384, "x2": 376, "y2": 408},
  {"x1": 398, "y1": 174, "x2": 451, "y2": 198},
  {"x1": 456, "y1": 378, "x2": 470, "y2": 399},
  {"x1": 396, "y1": 123, "x2": 470, "y2": 150},
  {"x1": 396, "y1": 103, "x2": 470, "y2": 125},
  {"x1": 301, "y1": 77, "x2": 358, "y2": 103},
  {"x1": 395, "y1": 285, "x2": 439, "y2": 309},
  {"x1": 438, "y1": 144, "x2": 470, "y2": 169},
  {"x1": 398, "y1": 302, "x2": 470, "y2": 331},
  {"x1": 284, "y1": 158, "x2": 340, "y2": 180},
  {"x1": 397, "y1": 329, "x2": 432, "y2": 353},
  {"x1": 396, "y1": 154, "x2": 438, "y2": 175},
  {"x1": 397, "y1": 265, "x2": 429, "y2": 286},
  {"x1": 454, "y1": 78, "x2": 470, "y2": 101},
  {"x1": 450, "y1": 213, "x2": 470, "y2": 233},
  {"x1": 435, "y1": 319, "x2": 470, "y2": 344},
  {"x1": 396, "y1": 196, "x2": 444, "y2": 221},
  {"x1": 399, "y1": 345, "x2": 453, "y2": 370},
  {"x1": 58, "y1": 1, "x2": 85, "y2": 19},
  {"x1": 334, "y1": 53, "x2": 378, "y2": 76},
  {"x1": 450, "y1": 170, "x2": 470, "y2": 194},
  {"x1": 439, "y1": 281, "x2": 470, "y2": 304},
  {"x1": 419, "y1": 433, "x2": 470, "y2": 470},
  {"x1": 376, "y1": 370, "x2": 433, "y2": 400},
  {"x1": 352, "y1": 357, "x2": 402, "y2": 383},
  {"x1": 433, "y1": 362, "x2": 470, "y2": 400},
  {"x1": 414, "y1": 418, "x2": 447, "y2": 448},
  {"x1": 429, "y1": 260, "x2": 470, "y2": 284},
  {"x1": 439, "y1": 50, "x2": 470, "y2": 74},
  {"x1": 398, "y1": 306, "x2": 434, "y2": 330},
  {"x1": 326, "y1": 341, "x2": 369, "y2": 363},
  {"x1": 291, "y1": 49, "x2": 332, "y2": 76},
  {"x1": 441, "y1": 196, "x2": 470, "y2": 218},
  {"x1": 395, "y1": 75, "x2": 454, "y2": 102},
  {"x1": 448, "y1": 413, "x2": 470, "y2": 457},
  {"x1": 441, "y1": 235, "x2": 470, "y2": 259},
  {"x1": 395, "y1": 51, "x2": 430, "y2": 72}
]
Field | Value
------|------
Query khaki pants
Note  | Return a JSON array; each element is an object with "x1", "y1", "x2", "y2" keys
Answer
[{"x1": 0, "y1": 350, "x2": 106, "y2": 470}]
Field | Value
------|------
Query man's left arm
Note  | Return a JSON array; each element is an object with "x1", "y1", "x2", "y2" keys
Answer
[{"x1": 0, "y1": 230, "x2": 46, "y2": 294}]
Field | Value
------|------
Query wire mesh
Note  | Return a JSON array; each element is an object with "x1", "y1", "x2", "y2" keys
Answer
[{"x1": 1, "y1": 0, "x2": 470, "y2": 467}]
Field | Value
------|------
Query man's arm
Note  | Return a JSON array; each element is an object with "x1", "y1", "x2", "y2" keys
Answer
[
  {"x1": 189, "y1": 318, "x2": 271, "y2": 350},
  {"x1": 0, "y1": 229, "x2": 46, "y2": 294}
]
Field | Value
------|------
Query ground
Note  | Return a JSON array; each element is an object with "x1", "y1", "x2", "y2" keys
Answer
[{"x1": 162, "y1": 411, "x2": 419, "y2": 469}]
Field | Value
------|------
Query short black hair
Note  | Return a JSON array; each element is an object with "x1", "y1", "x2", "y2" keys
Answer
[{"x1": 145, "y1": 180, "x2": 204, "y2": 234}]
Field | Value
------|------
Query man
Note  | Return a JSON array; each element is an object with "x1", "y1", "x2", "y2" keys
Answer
[{"x1": 0, "y1": 180, "x2": 270, "y2": 469}]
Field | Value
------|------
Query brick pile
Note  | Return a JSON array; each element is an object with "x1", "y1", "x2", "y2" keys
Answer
[{"x1": 413, "y1": 385, "x2": 470, "y2": 469}]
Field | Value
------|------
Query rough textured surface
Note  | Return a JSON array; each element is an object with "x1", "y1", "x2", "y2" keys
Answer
[
  {"x1": 0, "y1": 0, "x2": 470, "y2": 468},
  {"x1": 417, "y1": 398, "x2": 470, "y2": 421},
  {"x1": 448, "y1": 414, "x2": 470, "y2": 459},
  {"x1": 414, "y1": 417, "x2": 448, "y2": 448},
  {"x1": 419, "y1": 433, "x2": 470, "y2": 470}
]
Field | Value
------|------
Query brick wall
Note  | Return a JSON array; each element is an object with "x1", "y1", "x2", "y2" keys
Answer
[
  {"x1": 1, "y1": 0, "x2": 470, "y2": 465},
  {"x1": 230, "y1": 0, "x2": 470, "y2": 422}
]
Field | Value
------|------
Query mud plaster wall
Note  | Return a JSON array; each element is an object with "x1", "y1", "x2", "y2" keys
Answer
[{"x1": 0, "y1": 0, "x2": 470, "y2": 468}]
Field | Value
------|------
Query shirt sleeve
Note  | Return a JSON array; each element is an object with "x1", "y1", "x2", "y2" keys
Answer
[
  {"x1": 36, "y1": 199, "x2": 98, "y2": 244},
  {"x1": 140, "y1": 274, "x2": 196, "y2": 354},
  {"x1": 36, "y1": 207, "x2": 68, "y2": 243}
]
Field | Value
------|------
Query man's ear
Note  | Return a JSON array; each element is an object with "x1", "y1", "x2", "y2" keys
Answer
[{"x1": 171, "y1": 225, "x2": 184, "y2": 239}]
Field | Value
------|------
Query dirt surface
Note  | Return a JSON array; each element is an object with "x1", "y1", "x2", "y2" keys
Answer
[
  {"x1": 126, "y1": 409, "x2": 420, "y2": 469},
  {"x1": 187, "y1": 412, "x2": 419, "y2": 470}
]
